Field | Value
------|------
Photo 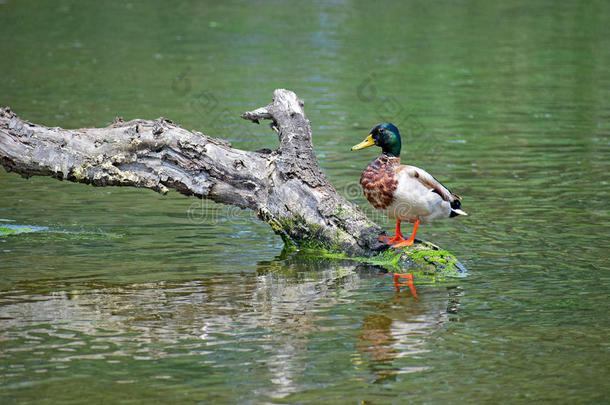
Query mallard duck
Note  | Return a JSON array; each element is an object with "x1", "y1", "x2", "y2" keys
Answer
[{"x1": 351, "y1": 123, "x2": 467, "y2": 248}]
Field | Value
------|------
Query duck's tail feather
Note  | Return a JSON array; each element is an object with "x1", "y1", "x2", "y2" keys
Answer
[{"x1": 450, "y1": 208, "x2": 468, "y2": 218}]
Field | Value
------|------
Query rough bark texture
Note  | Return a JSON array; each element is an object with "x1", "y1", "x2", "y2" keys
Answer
[{"x1": 0, "y1": 89, "x2": 386, "y2": 256}]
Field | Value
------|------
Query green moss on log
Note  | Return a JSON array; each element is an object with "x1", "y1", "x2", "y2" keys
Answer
[
  {"x1": 264, "y1": 212, "x2": 466, "y2": 278},
  {"x1": 285, "y1": 240, "x2": 465, "y2": 279}
]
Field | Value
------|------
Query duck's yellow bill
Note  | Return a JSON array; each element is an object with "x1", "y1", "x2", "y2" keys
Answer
[{"x1": 351, "y1": 134, "x2": 375, "y2": 151}]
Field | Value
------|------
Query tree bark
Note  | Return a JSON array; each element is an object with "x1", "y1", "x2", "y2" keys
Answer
[{"x1": 0, "y1": 89, "x2": 387, "y2": 256}]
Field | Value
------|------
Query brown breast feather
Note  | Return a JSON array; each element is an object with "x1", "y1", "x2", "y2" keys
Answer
[{"x1": 360, "y1": 155, "x2": 399, "y2": 210}]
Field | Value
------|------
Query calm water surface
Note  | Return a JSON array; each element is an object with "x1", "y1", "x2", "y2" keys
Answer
[{"x1": 1, "y1": 0, "x2": 609, "y2": 404}]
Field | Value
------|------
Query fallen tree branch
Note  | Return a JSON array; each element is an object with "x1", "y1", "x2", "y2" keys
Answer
[{"x1": 1, "y1": 89, "x2": 386, "y2": 256}]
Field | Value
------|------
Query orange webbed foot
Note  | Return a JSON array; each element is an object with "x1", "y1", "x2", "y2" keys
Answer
[
  {"x1": 392, "y1": 238, "x2": 414, "y2": 248},
  {"x1": 379, "y1": 234, "x2": 405, "y2": 245},
  {"x1": 379, "y1": 220, "x2": 405, "y2": 245}
]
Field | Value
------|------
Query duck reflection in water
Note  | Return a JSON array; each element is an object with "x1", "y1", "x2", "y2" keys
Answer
[
  {"x1": 354, "y1": 267, "x2": 462, "y2": 383},
  {"x1": 354, "y1": 288, "x2": 433, "y2": 383},
  {"x1": 255, "y1": 257, "x2": 461, "y2": 387}
]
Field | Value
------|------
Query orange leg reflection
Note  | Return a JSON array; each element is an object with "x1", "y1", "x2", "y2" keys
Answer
[{"x1": 393, "y1": 273, "x2": 418, "y2": 298}]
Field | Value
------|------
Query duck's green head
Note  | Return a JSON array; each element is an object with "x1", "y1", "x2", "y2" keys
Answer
[{"x1": 351, "y1": 123, "x2": 401, "y2": 157}]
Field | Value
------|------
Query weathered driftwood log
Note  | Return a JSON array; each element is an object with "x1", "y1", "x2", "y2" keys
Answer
[{"x1": 0, "y1": 89, "x2": 464, "y2": 274}]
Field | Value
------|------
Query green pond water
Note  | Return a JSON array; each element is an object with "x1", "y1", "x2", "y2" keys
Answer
[{"x1": 1, "y1": 0, "x2": 609, "y2": 403}]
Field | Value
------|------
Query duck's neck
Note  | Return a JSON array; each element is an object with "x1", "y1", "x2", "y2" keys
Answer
[{"x1": 381, "y1": 143, "x2": 401, "y2": 157}]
